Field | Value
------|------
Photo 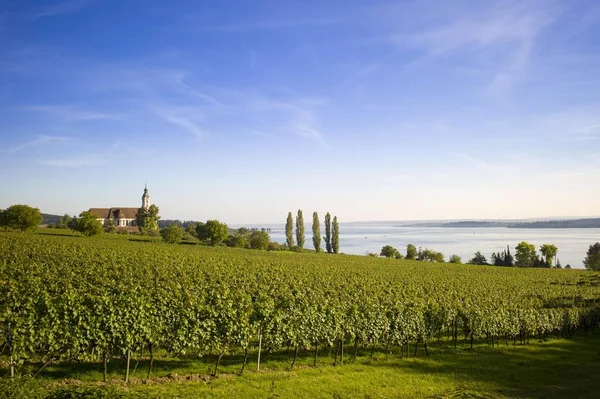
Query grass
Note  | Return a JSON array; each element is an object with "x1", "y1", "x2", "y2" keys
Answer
[{"x1": 5, "y1": 334, "x2": 600, "y2": 398}]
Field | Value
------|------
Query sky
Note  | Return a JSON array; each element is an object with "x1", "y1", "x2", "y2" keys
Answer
[{"x1": 1, "y1": 0, "x2": 600, "y2": 224}]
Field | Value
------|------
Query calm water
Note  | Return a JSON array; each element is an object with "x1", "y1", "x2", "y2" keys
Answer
[{"x1": 249, "y1": 223, "x2": 600, "y2": 269}]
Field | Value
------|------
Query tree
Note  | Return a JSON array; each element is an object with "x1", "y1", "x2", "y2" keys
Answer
[
  {"x1": 449, "y1": 254, "x2": 462, "y2": 264},
  {"x1": 56, "y1": 214, "x2": 71, "y2": 229},
  {"x1": 285, "y1": 212, "x2": 295, "y2": 249},
  {"x1": 225, "y1": 235, "x2": 247, "y2": 248},
  {"x1": 406, "y1": 244, "x2": 417, "y2": 260},
  {"x1": 5, "y1": 204, "x2": 43, "y2": 232},
  {"x1": 312, "y1": 212, "x2": 321, "y2": 252},
  {"x1": 196, "y1": 220, "x2": 228, "y2": 245},
  {"x1": 161, "y1": 224, "x2": 184, "y2": 244},
  {"x1": 0, "y1": 209, "x2": 8, "y2": 231},
  {"x1": 515, "y1": 241, "x2": 537, "y2": 267},
  {"x1": 104, "y1": 218, "x2": 116, "y2": 233},
  {"x1": 136, "y1": 204, "x2": 160, "y2": 233},
  {"x1": 295, "y1": 210, "x2": 305, "y2": 249},
  {"x1": 73, "y1": 211, "x2": 103, "y2": 237},
  {"x1": 584, "y1": 242, "x2": 600, "y2": 271},
  {"x1": 540, "y1": 244, "x2": 558, "y2": 267},
  {"x1": 468, "y1": 251, "x2": 488, "y2": 265},
  {"x1": 324, "y1": 213, "x2": 332, "y2": 253},
  {"x1": 380, "y1": 245, "x2": 399, "y2": 259},
  {"x1": 421, "y1": 248, "x2": 444, "y2": 262},
  {"x1": 249, "y1": 230, "x2": 270, "y2": 250},
  {"x1": 332, "y1": 216, "x2": 340, "y2": 254}
]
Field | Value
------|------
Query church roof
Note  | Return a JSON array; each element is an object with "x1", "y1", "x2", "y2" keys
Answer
[{"x1": 89, "y1": 207, "x2": 138, "y2": 219}]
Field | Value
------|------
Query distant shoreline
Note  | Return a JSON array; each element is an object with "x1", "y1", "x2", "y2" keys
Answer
[{"x1": 402, "y1": 218, "x2": 600, "y2": 229}]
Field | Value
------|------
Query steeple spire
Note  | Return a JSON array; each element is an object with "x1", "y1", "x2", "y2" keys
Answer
[{"x1": 142, "y1": 183, "x2": 150, "y2": 209}]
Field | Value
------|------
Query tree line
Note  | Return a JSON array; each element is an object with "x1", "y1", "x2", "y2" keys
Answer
[
  {"x1": 379, "y1": 241, "x2": 600, "y2": 270},
  {"x1": 285, "y1": 210, "x2": 340, "y2": 253}
]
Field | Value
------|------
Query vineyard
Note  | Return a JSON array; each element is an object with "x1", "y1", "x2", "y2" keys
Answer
[{"x1": 2, "y1": 232, "x2": 600, "y2": 394}]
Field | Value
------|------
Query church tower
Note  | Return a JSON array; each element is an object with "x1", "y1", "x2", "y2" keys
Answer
[{"x1": 142, "y1": 184, "x2": 150, "y2": 209}]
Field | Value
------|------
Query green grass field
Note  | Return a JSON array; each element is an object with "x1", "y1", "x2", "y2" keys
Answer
[
  {"x1": 2, "y1": 230, "x2": 600, "y2": 398},
  {"x1": 5, "y1": 334, "x2": 600, "y2": 398}
]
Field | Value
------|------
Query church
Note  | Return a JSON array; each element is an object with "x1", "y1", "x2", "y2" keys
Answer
[{"x1": 88, "y1": 185, "x2": 150, "y2": 230}]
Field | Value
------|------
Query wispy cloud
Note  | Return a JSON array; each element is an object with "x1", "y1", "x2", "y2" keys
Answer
[
  {"x1": 42, "y1": 140, "x2": 119, "y2": 167},
  {"x1": 152, "y1": 106, "x2": 207, "y2": 140},
  {"x1": 19, "y1": 105, "x2": 118, "y2": 122},
  {"x1": 6, "y1": 135, "x2": 69, "y2": 154},
  {"x1": 390, "y1": 1, "x2": 562, "y2": 95},
  {"x1": 33, "y1": 0, "x2": 92, "y2": 19},
  {"x1": 197, "y1": 17, "x2": 341, "y2": 32}
]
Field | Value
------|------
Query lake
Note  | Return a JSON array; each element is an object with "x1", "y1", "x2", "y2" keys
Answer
[{"x1": 251, "y1": 222, "x2": 600, "y2": 269}]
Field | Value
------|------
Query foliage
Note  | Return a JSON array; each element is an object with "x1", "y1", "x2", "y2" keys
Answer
[
  {"x1": 449, "y1": 254, "x2": 462, "y2": 264},
  {"x1": 540, "y1": 244, "x2": 558, "y2": 267},
  {"x1": 136, "y1": 204, "x2": 160, "y2": 233},
  {"x1": 420, "y1": 248, "x2": 444, "y2": 262},
  {"x1": 196, "y1": 220, "x2": 229, "y2": 245},
  {"x1": 0, "y1": 209, "x2": 7, "y2": 231},
  {"x1": 285, "y1": 212, "x2": 294, "y2": 249},
  {"x1": 2, "y1": 232, "x2": 600, "y2": 388},
  {"x1": 225, "y1": 235, "x2": 248, "y2": 248},
  {"x1": 295, "y1": 209, "x2": 305, "y2": 249},
  {"x1": 468, "y1": 251, "x2": 488, "y2": 265},
  {"x1": 491, "y1": 246, "x2": 514, "y2": 266},
  {"x1": 515, "y1": 241, "x2": 537, "y2": 267},
  {"x1": 324, "y1": 212, "x2": 332, "y2": 253},
  {"x1": 380, "y1": 245, "x2": 399, "y2": 258},
  {"x1": 73, "y1": 211, "x2": 103, "y2": 237},
  {"x1": 55, "y1": 214, "x2": 72, "y2": 229},
  {"x1": 312, "y1": 212, "x2": 321, "y2": 252},
  {"x1": 5, "y1": 204, "x2": 43, "y2": 232},
  {"x1": 406, "y1": 244, "x2": 417, "y2": 260},
  {"x1": 332, "y1": 216, "x2": 340, "y2": 254},
  {"x1": 249, "y1": 230, "x2": 270, "y2": 250},
  {"x1": 161, "y1": 224, "x2": 184, "y2": 244},
  {"x1": 584, "y1": 242, "x2": 600, "y2": 271}
]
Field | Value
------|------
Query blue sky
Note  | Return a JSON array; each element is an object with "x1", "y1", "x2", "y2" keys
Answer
[{"x1": 1, "y1": 0, "x2": 599, "y2": 223}]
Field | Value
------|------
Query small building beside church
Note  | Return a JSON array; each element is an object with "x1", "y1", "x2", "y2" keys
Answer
[{"x1": 88, "y1": 185, "x2": 150, "y2": 230}]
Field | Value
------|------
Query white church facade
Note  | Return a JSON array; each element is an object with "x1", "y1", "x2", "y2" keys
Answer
[{"x1": 88, "y1": 185, "x2": 150, "y2": 230}]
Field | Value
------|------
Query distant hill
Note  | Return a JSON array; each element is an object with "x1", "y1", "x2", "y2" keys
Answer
[
  {"x1": 407, "y1": 218, "x2": 600, "y2": 229},
  {"x1": 507, "y1": 218, "x2": 600, "y2": 228},
  {"x1": 41, "y1": 213, "x2": 61, "y2": 225}
]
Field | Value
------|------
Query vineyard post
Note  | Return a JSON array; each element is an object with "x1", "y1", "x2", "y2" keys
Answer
[
  {"x1": 256, "y1": 327, "x2": 262, "y2": 372},
  {"x1": 291, "y1": 345, "x2": 299, "y2": 368},
  {"x1": 8, "y1": 321, "x2": 14, "y2": 378},
  {"x1": 125, "y1": 349, "x2": 131, "y2": 383},
  {"x1": 103, "y1": 349, "x2": 108, "y2": 382},
  {"x1": 147, "y1": 343, "x2": 153, "y2": 378}
]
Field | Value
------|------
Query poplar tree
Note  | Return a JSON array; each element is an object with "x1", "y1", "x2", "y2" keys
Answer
[
  {"x1": 324, "y1": 212, "x2": 332, "y2": 253},
  {"x1": 332, "y1": 216, "x2": 340, "y2": 254},
  {"x1": 285, "y1": 212, "x2": 295, "y2": 249},
  {"x1": 296, "y1": 210, "x2": 305, "y2": 249},
  {"x1": 312, "y1": 212, "x2": 321, "y2": 252}
]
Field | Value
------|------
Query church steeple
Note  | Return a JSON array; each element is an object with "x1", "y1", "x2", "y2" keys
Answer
[{"x1": 142, "y1": 183, "x2": 150, "y2": 209}]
